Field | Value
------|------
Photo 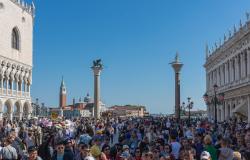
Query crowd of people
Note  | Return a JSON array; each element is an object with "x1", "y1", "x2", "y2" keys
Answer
[{"x1": 0, "y1": 116, "x2": 249, "y2": 160}]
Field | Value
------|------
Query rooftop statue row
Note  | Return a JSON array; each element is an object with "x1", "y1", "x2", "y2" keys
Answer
[
  {"x1": 206, "y1": 12, "x2": 250, "y2": 59},
  {"x1": 10, "y1": 0, "x2": 35, "y2": 16}
]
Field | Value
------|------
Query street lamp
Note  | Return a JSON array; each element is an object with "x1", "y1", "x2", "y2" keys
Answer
[
  {"x1": 183, "y1": 97, "x2": 194, "y2": 124},
  {"x1": 203, "y1": 84, "x2": 225, "y2": 124}
]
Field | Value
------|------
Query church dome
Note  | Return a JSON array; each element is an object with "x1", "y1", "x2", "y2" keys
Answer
[{"x1": 84, "y1": 93, "x2": 92, "y2": 103}]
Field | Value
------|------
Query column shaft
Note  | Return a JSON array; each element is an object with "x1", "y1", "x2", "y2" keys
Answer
[
  {"x1": 241, "y1": 53, "x2": 245, "y2": 78},
  {"x1": 235, "y1": 56, "x2": 239, "y2": 81},
  {"x1": 247, "y1": 50, "x2": 250, "y2": 76},
  {"x1": 175, "y1": 72, "x2": 181, "y2": 121},
  {"x1": 225, "y1": 63, "x2": 228, "y2": 84},
  {"x1": 94, "y1": 73, "x2": 101, "y2": 119},
  {"x1": 248, "y1": 95, "x2": 250, "y2": 123},
  {"x1": 225, "y1": 101, "x2": 228, "y2": 120},
  {"x1": 6, "y1": 79, "x2": 8, "y2": 95}
]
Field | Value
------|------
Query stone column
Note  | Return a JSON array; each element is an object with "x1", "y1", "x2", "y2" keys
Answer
[
  {"x1": 6, "y1": 78, "x2": 9, "y2": 95},
  {"x1": 92, "y1": 60, "x2": 103, "y2": 120},
  {"x1": 247, "y1": 49, "x2": 250, "y2": 76},
  {"x1": 1, "y1": 78, "x2": 3, "y2": 94},
  {"x1": 221, "y1": 105, "x2": 224, "y2": 122},
  {"x1": 24, "y1": 81, "x2": 26, "y2": 93},
  {"x1": 218, "y1": 67, "x2": 221, "y2": 86},
  {"x1": 248, "y1": 95, "x2": 250, "y2": 123},
  {"x1": 9, "y1": 112, "x2": 13, "y2": 122},
  {"x1": 10, "y1": 80, "x2": 13, "y2": 95},
  {"x1": 230, "y1": 100, "x2": 234, "y2": 117},
  {"x1": 241, "y1": 53, "x2": 245, "y2": 78},
  {"x1": 19, "y1": 112, "x2": 23, "y2": 121},
  {"x1": 221, "y1": 66, "x2": 225, "y2": 86},
  {"x1": 225, "y1": 63, "x2": 228, "y2": 84},
  {"x1": 0, "y1": 112, "x2": 2, "y2": 121},
  {"x1": 28, "y1": 85, "x2": 31, "y2": 97},
  {"x1": 216, "y1": 69, "x2": 219, "y2": 85},
  {"x1": 170, "y1": 54, "x2": 183, "y2": 122},
  {"x1": 228, "y1": 60, "x2": 231, "y2": 83},
  {"x1": 225, "y1": 101, "x2": 228, "y2": 120},
  {"x1": 235, "y1": 56, "x2": 239, "y2": 81}
]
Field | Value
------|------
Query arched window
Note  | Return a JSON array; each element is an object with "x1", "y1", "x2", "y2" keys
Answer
[{"x1": 12, "y1": 27, "x2": 20, "y2": 50}]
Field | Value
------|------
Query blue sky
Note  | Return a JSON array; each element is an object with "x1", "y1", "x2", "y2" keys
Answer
[{"x1": 30, "y1": 0, "x2": 250, "y2": 114}]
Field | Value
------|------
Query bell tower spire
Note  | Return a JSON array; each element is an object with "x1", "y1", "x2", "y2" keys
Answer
[{"x1": 59, "y1": 76, "x2": 67, "y2": 108}]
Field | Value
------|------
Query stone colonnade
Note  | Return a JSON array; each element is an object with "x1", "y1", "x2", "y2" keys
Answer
[
  {"x1": 208, "y1": 95, "x2": 250, "y2": 123},
  {"x1": 207, "y1": 49, "x2": 250, "y2": 90},
  {"x1": 0, "y1": 99, "x2": 32, "y2": 121}
]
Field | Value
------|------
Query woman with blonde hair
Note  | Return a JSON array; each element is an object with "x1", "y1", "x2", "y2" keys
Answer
[{"x1": 204, "y1": 135, "x2": 217, "y2": 160}]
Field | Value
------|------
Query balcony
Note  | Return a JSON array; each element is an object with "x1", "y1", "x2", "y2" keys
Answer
[{"x1": 0, "y1": 89, "x2": 30, "y2": 98}]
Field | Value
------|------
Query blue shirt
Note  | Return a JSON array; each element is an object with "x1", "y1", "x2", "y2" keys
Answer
[{"x1": 57, "y1": 154, "x2": 64, "y2": 160}]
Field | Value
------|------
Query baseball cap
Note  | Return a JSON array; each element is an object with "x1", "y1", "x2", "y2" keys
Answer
[{"x1": 201, "y1": 151, "x2": 211, "y2": 160}]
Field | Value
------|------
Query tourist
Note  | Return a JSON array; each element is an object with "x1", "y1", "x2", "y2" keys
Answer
[
  {"x1": 21, "y1": 146, "x2": 43, "y2": 160},
  {"x1": 0, "y1": 136, "x2": 18, "y2": 160},
  {"x1": 204, "y1": 135, "x2": 217, "y2": 160},
  {"x1": 218, "y1": 137, "x2": 233, "y2": 160},
  {"x1": 52, "y1": 141, "x2": 73, "y2": 160}
]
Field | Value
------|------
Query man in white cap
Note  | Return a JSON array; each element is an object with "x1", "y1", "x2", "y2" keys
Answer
[{"x1": 200, "y1": 151, "x2": 211, "y2": 160}]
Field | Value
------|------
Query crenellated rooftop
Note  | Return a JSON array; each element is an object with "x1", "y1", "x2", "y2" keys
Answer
[
  {"x1": 9, "y1": 0, "x2": 35, "y2": 17},
  {"x1": 205, "y1": 12, "x2": 250, "y2": 61}
]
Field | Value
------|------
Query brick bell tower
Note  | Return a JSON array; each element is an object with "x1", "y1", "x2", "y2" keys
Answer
[{"x1": 59, "y1": 77, "x2": 67, "y2": 108}]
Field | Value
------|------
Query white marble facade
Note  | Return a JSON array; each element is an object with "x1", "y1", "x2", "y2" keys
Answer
[
  {"x1": 0, "y1": 0, "x2": 35, "y2": 121},
  {"x1": 204, "y1": 16, "x2": 250, "y2": 123}
]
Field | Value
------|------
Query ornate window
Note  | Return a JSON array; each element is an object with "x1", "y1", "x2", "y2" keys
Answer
[{"x1": 11, "y1": 27, "x2": 20, "y2": 50}]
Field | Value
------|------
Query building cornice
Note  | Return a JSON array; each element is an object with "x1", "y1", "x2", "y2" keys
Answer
[
  {"x1": 9, "y1": 0, "x2": 35, "y2": 17},
  {"x1": 204, "y1": 22, "x2": 250, "y2": 69},
  {"x1": 0, "y1": 55, "x2": 32, "y2": 69}
]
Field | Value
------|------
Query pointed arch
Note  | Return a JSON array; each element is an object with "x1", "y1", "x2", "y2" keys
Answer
[
  {"x1": 13, "y1": 101, "x2": 22, "y2": 118},
  {"x1": 23, "y1": 101, "x2": 31, "y2": 119},
  {"x1": 3, "y1": 99, "x2": 13, "y2": 120},
  {"x1": 12, "y1": 27, "x2": 20, "y2": 50}
]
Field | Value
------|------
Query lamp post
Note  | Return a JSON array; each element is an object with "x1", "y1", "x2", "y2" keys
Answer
[
  {"x1": 182, "y1": 97, "x2": 194, "y2": 124},
  {"x1": 203, "y1": 84, "x2": 223, "y2": 125}
]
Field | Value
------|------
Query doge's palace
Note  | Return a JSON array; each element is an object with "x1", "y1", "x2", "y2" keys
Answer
[
  {"x1": 0, "y1": 0, "x2": 35, "y2": 121},
  {"x1": 204, "y1": 14, "x2": 250, "y2": 123}
]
